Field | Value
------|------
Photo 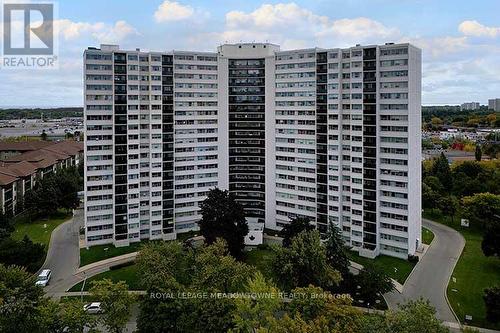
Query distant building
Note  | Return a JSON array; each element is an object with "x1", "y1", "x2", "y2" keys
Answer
[
  {"x1": 0, "y1": 141, "x2": 83, "y2": 215},
  {"x1": 488, "y1": 99, "x2": 500, "y2": 111},
  {"x1": 460, "y1": 102, "x2": 480, "y2": 111}
]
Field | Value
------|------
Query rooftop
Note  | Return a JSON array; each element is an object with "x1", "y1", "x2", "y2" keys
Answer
[{"x1": 0, "y1": 140, "x2": 83, "y2": 186}]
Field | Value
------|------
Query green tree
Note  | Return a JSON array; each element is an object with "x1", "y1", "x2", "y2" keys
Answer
[
  {"x1": 0, "y1": 264, "x2": 45, "y2": 333},
  {"x1": 483, "y1": 143, "x2": 500, "y2": 159},
  {"x1": 258, "y1": 313, "x2": 330, "y2": 333},
  {"x1": 0, "y1": 236, "x2": 45, "y2": 272},
  {"x1": 180, "y1": 297, "x2": 236, "y2": 333},
  {"x1": 136, "y1": 240, "x2": 252, "y2": 333},
  {"x1": 192, "y1": 239, "x2": 253, "y2": 292},
  {"x1": 423, "y1": 176, "x2": 444, "y2": 194},
  {"x1": 432, "y1": 153, "x2": 453, "y2": 190},
  {"x1": 136, "y1": 281, "x2": 186, "y2": 333},
  {"x1": 57, "y1": 167, "x2": 81, "y2": 211},
  {"x1": 89, "y1": 279, "x2": 135, "y2": 333},
  {"x1": 438, "y1": 196, "x2": 459, "y2": 223},
  {"x1": 40, "y1": 299, "x2": 96, "y2": 333},
  {"x1": 422, "y1": 183, "x2": 439, "y2": 209},
  {"x1": 431, "y1": 117, "x2": 443, "y2": 127},
  {"x1": 272, "y1": 230, "x2": 341, "y2": 290},
  {"x1": 264, "y1": 285, "x2": 363, "y2": 333},
  {"x1": 482, "y1": 218, "x2": 500, "y2": 257},
  {"x1": 280, "y1": 216, "x2": 314, "y2": 247},
  {"x1": 325, "y1": 222, "x2": 350, "y2": 277},
  {"x1": 483, "y1": 286, "x2": 500, "y2": 323},
  {"x1": 198, "y1": 188, "x2": 248, "y2": 258},
  {"x1": 136, "y1": 240, "x2": 191, "y2": 289},
  {"x1": 475, "y1": 144, "x2": 482, "y2": 161},
  {"x1": 354, "y1": 264, "x2": 394, "y2": 306},
  {"x1": 24, "y1": 175, "x2": 61, "y2": 217},
  {"x1": 288, "y1": 285, "x2": 330, "y2": 321},
  {"x1": 385, "y1": 299, "x2": 449, "y2": 333},
  {"x1": 462, "y1": 193, "x2": 500, "y2": 229},
  {"x1": 230, "y1": 271, "x2": 282, "y2": 332}
]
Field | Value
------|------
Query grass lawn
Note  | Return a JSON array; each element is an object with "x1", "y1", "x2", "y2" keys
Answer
[
  {"x1": 80, "y1": 242, "x2": 145, "y2": 267},
  {"x1": 69, "y1": 263, "x2": 140, "y2": 292},
  {"x1": 346, "y1": 251, "x2": 415, "y2": 285},
  {"x1": 79, "y1": 232, "x2": 199, "y2": 267},
  {"x1": 176, "y1": 230, "x2": 200, "y2": 242},
  {"x1": 244, "y1": 247, "x2": 277, "y2": 282},
  {"x1": 11, "y1": 210, "x2": 72, "y2": 247},
  {"x1": 424, "y1": 209, "x2": 500, "y2": 330},
  {"x1": 422, "y1": 227, "x2": 435, "y2": 245}
]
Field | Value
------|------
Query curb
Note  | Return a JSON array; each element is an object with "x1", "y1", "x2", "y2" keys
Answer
[
  {"x1": 442, "y1": 225, "x2": 465, "y2": 326},
  {"x1": 398, "y1": 224, "x2": 434, "y2": 292},
  {"x1": 76, "y1": 251, "x2": 138, "y2": 274},
  {"x1": 423, "y1": 218, "x2": 465, "y2": 326}
]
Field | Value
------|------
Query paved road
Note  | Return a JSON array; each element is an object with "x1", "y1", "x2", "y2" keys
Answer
[
  {"x1": 43, "y1": 208, "x2": 83, "y2": 295},
  {"x1": 48, "y1": 252, "x2": 138, "y2": 296},
  {"x1": 385, "y1": 218, "x2": 465, "y2": 324}
]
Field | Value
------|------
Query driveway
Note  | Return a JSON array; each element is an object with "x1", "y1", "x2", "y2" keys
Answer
[
  {"x1": 43, "y1": 208, "x2": 83, "y2": 294},
  {"x1": 385, "y1": 218, "x2": 465, "y2": 324}
]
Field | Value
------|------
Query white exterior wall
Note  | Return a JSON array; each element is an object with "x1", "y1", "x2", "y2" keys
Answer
[
  {"x1": 83, "y1": 42, "x2": 422, "y2": 259},
  {"x1": 377, "y1": 44, "x2": 420, "y2": 258},
  {"x1": 173, "y1": 51, "x2": 219, "y2": 232},
  {"x1": 274, "y1": 49, "x2": 318, "y2": 228},
  {"x1": 325, "y1": 48, "x2": 366, "y2": 248},
  {"x1": 84, "y1": 46, "x2": 115, "y2": 245}
]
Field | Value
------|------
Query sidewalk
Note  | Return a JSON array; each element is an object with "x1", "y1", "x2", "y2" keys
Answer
[
  {"x1": 76, "y1": 251, "x2": 138, "y2": 274},
  {"x1": 46, "y1": 251, "x2": 139, "y2": 299}
]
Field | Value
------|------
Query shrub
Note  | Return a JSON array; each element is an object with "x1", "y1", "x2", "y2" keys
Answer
[
  {"x1": 110, "y1": 261, "x2": 135, "y2": 271},
  {"x1": 408, "y1": 254, "x2": 419, "y2": 264}
]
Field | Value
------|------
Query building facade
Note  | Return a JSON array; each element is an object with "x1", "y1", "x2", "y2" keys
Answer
[
  {"x1": 488, "y1": 98, "x2": 500, "y2": 111},
  {"x1": 0, "y1": 141, "x2": 83, "y2": 215},
  {"x1": 460, "y1": 102, "x2": 480, "y2": 111},
  {"x1": 84, "y1": 42, "x2": 421, "y2": 259}
]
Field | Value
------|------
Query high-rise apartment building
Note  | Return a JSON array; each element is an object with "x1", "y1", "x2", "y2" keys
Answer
[
  {"x1": 460, "y1": 102, "x2": 480, "y2": 111},
  {"x1": 488, "y1": 98, "x2": 500, "y2": 111},
  {"x1": 84, "y1": 42, "x2": 421, "y2": 259}
]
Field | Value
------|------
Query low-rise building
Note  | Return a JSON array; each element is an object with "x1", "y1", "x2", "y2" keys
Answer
[{"x1": 0, "y1": 141, "x2": 83, "y2": 215}]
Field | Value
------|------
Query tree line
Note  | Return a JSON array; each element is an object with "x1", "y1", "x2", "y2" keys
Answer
[
  {"x1": 422, "y1": 106, "x2": 500, "y2": 129},
  {"x1": 0, "y1": 107, "x2": 83, "y2": 120}
]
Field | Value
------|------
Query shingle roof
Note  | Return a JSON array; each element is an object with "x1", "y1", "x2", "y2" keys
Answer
[
  {"x1": 44, "y1": 140, "x2": 83, "y2": 156},
  {"x1": 0, "y1": 169, "x2": 18, "y2": 186},
  {"x1": 0, "y1": 141, "x2": 53, "y2": 152},
  {"x1": 0, "y1": 140, "x2": 83, "y2": 186}
]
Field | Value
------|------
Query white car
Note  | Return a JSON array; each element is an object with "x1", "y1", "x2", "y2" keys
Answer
[
  {"x1": 83, "y1": 302, "x2": 103, "y2": 314},
  {"x1": 35, "y1": 269, "x2": 51, "y2": 287}
]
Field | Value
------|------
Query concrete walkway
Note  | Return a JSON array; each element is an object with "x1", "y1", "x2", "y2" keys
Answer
[
  {"x1": 384, "y1": 219, "x2": 465, "y2": 324},
  {"x1": 46, "y1": 251, "x2": 138, "y2": 298}
]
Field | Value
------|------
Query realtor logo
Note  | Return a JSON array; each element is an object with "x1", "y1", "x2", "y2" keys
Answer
[{"x1": 2, "y1": 2, "x2": 58, "y2": 69}]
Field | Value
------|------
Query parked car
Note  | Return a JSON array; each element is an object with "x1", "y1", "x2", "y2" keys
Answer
[
  {"x1": 83, "y1": 302, "x2": 103, "y2": 314},
  {"x1": 35, "y1": 269, "x2": 52, "y2": 287}
]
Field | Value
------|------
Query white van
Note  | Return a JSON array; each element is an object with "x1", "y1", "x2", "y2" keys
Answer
[{"x1": 35, "y1": 269, "x2": 52, "y2": 287}]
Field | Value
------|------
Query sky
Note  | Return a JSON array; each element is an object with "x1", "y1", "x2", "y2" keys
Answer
[{"x1": 0, "y1": 0, "x2": 499, "y2": 107}]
